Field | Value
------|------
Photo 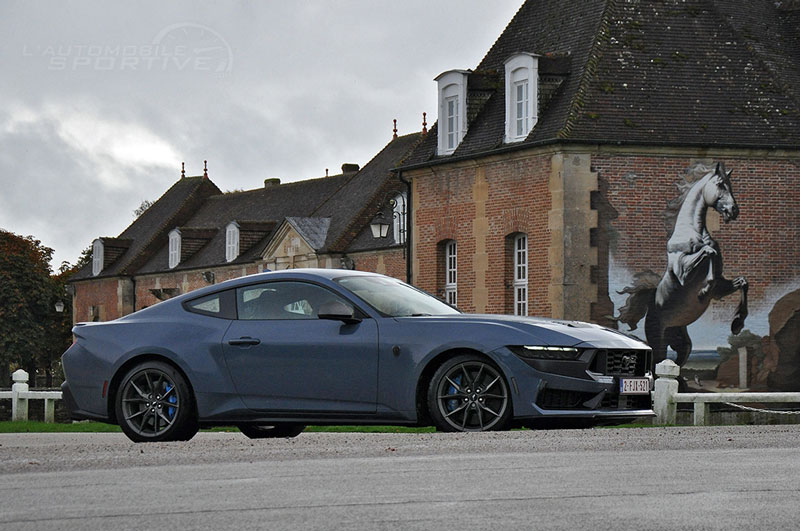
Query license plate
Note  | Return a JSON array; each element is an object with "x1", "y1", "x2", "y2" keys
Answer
[{"x1": 619, "y1": 378, "x2": 650, "y2": 395}]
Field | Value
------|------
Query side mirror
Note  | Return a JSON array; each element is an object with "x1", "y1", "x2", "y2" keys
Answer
[{"x1": 318, "y1": 300, "x2": 361, "y2": 325}]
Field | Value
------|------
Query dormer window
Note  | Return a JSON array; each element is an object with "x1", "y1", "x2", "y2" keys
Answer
[
  {"x1": 225, "y1": 222, "x2": 239, "y2": 262},
  {"x1": 435, "y1": 70, "x2": 469, "y2": 155},
  {"x1": 504, "y1": 53, "x2": 539, "y2": 143},
  {"x1": 168, "y1": 229, "x2": 181, "y2": 269},
  {"x1": 92, "y1": 239, "x2": 104, "y2": 276}
]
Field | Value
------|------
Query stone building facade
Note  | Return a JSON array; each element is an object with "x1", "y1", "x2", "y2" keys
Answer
[{"x1": 400, "y1": 0, "x2": 800, "y2": 389}]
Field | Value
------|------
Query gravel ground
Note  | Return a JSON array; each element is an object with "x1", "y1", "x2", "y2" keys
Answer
[{"x1": 3, "y1": 424, "x2": 800, "y2": 474}]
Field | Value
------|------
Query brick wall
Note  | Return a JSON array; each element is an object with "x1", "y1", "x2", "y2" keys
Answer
[
  {"x1": 592, "y1": 154, "x2": 800, "y2": 318},
  {"x1": 351, "y1": 248, "x2": 407, "y2": 282},
  {"x1": 412, "y1": 152, "x2": 553, "y2": 315}
]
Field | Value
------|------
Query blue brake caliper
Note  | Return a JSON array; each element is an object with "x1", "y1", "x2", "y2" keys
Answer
[
  {"x1": 165, "y1": 384, "x2": 177, "y2": 418},
  {"x1": 446, "y1": 375, "x2": 462, "y2": 413}
]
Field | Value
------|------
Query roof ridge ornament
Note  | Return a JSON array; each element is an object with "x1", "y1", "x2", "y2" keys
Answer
[
  {"x1": 422, "y1": 112, "x2": 427, "y2": 135},
  {"x1": 203, "y1": 160, "x2": 208, "y2": 178},
  {"x1": 393, "y1": 119, "x2": 398, "y2": 139},
  {"x1": 181, "y1": 162, "x2": 185, "y2": 178}
]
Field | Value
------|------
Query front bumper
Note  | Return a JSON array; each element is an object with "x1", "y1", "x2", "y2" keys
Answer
[{"x1": 495, "y1": 346, "x2": 655, "y2": 420}]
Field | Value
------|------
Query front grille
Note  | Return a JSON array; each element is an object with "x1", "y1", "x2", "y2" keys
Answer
[
  {"x1": 592, "y1": 349, "x2": 649, "y2": 376},
  {"x1": 601, "y1": 394, "x2": 651, "y2": 410},
  {"x1": 536, "y1": 389, "x2": 594, "y2": 409}
]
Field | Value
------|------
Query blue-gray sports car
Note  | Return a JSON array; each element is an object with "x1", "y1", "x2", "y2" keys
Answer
[{"x1": 61, "y1": 269, "x2": 653, "y2": 442}]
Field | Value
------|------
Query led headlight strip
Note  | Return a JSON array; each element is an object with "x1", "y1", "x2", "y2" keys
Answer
[{"x1": 514, "y1": 345, "x2": 582, "y2": 360}]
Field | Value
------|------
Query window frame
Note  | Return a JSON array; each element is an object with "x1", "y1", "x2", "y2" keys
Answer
[
  {"x1": 168, "y1": 229, "x2": 181, "y2": 269},
  {"x1": 225, "y1": 222, "x2": 240, "y2": 262},
  {"x1": 513, "y1": 234, "x2": 528, "y2": 316},
  {"x1": 392, "y1": 192, "x2": 407, "y2": 245},
  {"x1": 92, "y1": 239, "x2": 104, "y2": 276},
  {"x1": 504, "y1": 53, "x2": 539, "y2": 144},
  {"x1": 435, "y1": 70, "x2": 468, "y2": 155},
  {"x1": 444, "y1": 240, "x2": 457, "y2": 306}
]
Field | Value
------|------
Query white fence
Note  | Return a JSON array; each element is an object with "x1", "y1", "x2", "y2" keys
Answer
[
  {"x1": 653, "y1": 360, "x2": 800, "y2": 425},
  {"x1": 0, "y1": 369, "x2": 62, "y2": 422}
]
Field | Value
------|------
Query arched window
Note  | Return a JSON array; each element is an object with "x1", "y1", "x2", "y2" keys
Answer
[
  {"x1": 513, "y1": 234, "x2": 528, "y2": 316},
  {"x1": 168, "y1": 229, "x2": 181, "y2": 269},
  {"x1": 444, "y1": 240, "x2": 457, "y2": 306},
  {"x1": 392, "y1": 192, "x2": 407, "y2": 245},
  {"x1": 225, "y1": 222, "x2": 240, "y2": 262},
  {"x1": 92, "y1": 239, "x2": 104, "y2": 276}
]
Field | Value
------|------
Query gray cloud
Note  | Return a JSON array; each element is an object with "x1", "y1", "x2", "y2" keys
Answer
[{"x1": 0, "y1": 0, "x2": 523, "y2": 267}]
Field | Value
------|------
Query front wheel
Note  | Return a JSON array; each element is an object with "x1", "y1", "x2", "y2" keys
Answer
[
  {"x1": 237, "y1": 424, "x2": 306, "y2": 439},
  {"x1": 427, "y1": 355, "x2": 512, "y2": 432},
  {"x1": 115, "y1": 361, "x2": 198, "y2": 443}
]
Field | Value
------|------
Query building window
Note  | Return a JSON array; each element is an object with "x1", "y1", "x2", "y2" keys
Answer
[
  {"x1": 513, "y1": 234, "x2": 528, "y2": 316},
  {"x1": 435, "y1": 70, "x2": 468, "y2": 155},
  {"x1": 168, "y1": 229, "x2": 181, "y2": 269},
  {"x1": 445, "y1": 96, "x2": 459, "y2": 151},
  {"x1": 226, "y1": 222, "x2": 239, "y2": 262},
  {"x1": 514, "y1": 80, "x2": 529, "y2": 138},
  {"x1": 504, "y1": 53, "x2": 538, "y2": 143},
  {"x1": 444, "y1": 240, "x2": 457, "y2": 306},
  {"x1": 392, "y1": 192, "x2": 407, "y2": 245},
  {"x1": 92, "y1": 239, "x2": 104, "y2": 276}
]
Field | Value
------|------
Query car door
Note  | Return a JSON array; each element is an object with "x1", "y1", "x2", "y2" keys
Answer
[{"x1": 221, "y1": 280, "x2": 379, "y2": 413}]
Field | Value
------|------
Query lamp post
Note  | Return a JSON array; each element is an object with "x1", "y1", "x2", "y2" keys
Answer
[{"x1": 370, "y1": 191, "x2": 411, "y2": 282}]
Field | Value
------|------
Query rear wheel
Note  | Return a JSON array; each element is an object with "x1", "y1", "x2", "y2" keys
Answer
[
  {"x1": 427, "y1": 355, "x2": 512, "y2": 432},
  {"x1": 237, "y1": 424, "x2": 306, "y2": 439},
  {"x1": 115, "y1": 361, "x2": 198, "y2": 443}
]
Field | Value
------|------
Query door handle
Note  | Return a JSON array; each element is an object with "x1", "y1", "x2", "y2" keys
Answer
[{"x1": 228, "y1": 337, "x2": 261, "y2": 346}]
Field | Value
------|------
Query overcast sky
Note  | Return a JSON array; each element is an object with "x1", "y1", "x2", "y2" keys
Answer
[{"x1": 0, "y1": 1, "x2": 523, "y2": 268}]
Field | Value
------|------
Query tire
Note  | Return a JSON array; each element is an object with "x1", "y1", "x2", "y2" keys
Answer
[
  {"x1": 237, "y1": 424, "x2": 306, "y2": 439},
  {"x1": 427, "y1": 354, "x2": 512, "y2": 432},
  {"x1": 115, "y1": 360, "x2": 198, "y2": 443}
]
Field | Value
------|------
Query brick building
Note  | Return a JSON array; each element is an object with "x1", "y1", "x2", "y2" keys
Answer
[
  {"x1": 69, "y1": 133, "x2": 419, "y2": 322},
  {"x1": 399, "y1": 0, "x2": 800, "y2": 387}
]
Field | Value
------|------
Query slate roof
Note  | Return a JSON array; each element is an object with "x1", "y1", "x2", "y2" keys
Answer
[
  {"x1": 73, "y1": 133, "x2": 421, "y2": 280},
  {"x1": 71, "y1": 176, "x2": 221, "y2": 280},
  {"x1": 285, "y1": 217, "x2": 331, "y2": 251},
  {"x1": 403, "y1": 0, "x2": 800, "y2": 168},
  {"x1": 312, "y1": 132, "x2": 421, "y2": 253}
]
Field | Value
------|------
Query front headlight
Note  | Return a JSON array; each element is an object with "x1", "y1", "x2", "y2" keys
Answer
[{"x1": 510, "y1": 345, "x2": 582, "y2": 361}]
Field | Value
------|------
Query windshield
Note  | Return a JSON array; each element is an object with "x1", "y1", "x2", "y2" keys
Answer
[{"x1": 336, "y1": 276, "x2": 460, "y2": 317}]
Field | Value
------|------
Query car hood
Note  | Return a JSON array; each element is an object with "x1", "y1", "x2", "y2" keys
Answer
[{"x1": 397, "y1": 314, "x2": 648, "y2": 350}]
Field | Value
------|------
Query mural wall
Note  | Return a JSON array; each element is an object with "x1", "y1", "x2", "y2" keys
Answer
[{"x1": 595, "y1": 156, "x2": 800, "y2": 391}]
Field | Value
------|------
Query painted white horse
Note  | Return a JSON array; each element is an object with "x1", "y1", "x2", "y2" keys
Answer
[{"x1": 617, "y1": 162, "x2": 748, "y2": 369}]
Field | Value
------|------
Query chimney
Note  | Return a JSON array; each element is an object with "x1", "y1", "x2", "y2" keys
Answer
[
  {"x1": 341, "y1": 163, "x2": 360, "y2": 174},
  {"x1": 264, "y1": 178, "x2": 281, "y2": 187}
]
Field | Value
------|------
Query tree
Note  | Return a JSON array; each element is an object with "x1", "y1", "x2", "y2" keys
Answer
[{"x1": 0, "y1": 230, "x2": 71, "y2": 387}]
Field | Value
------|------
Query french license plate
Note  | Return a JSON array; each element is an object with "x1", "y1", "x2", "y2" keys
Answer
[{"x1": 620, "y1": 378, "x2": 650, "y2": 395}]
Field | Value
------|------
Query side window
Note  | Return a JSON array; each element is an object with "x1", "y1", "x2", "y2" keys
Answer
[
  {"x1": 185, "y1": 290, "x2": 235, "y2": 319},
  {"x1": 236, "y1": 281, "x2": 353, "y2": 320}
]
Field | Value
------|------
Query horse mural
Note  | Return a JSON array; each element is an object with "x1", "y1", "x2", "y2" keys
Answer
[{"x1": 617, "y1": 162, "x2": 748, "y2": 371}]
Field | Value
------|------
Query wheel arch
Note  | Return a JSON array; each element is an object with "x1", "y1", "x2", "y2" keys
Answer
[
  {"x1": 107, "y1": 354, "x2": 197, "y2": 424},
  {"x1": 414, "y1": 348, "x2": 511, "y2": 427}
]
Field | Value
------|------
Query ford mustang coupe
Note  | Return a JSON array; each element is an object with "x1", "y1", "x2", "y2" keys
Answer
[{"x1": 62, "y1": 269, "x2": 653, "y2": 442}]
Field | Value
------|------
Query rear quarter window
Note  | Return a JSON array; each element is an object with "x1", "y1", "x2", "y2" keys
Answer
[{"x1": 184, "y1": 289, "x2": 236, "y2": 319}]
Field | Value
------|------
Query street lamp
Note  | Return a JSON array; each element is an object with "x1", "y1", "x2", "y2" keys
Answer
[
  {"x1": 54, "y1": 300, "x2": 65, "y2": 313},
  {"x1": 370, "y1": 193, "x2": 407, "y2": 255}
]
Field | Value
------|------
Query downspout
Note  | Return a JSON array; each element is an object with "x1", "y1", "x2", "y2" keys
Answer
[{"x1": 396, "y1": 169, "x2": 413, "y2": 284}]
